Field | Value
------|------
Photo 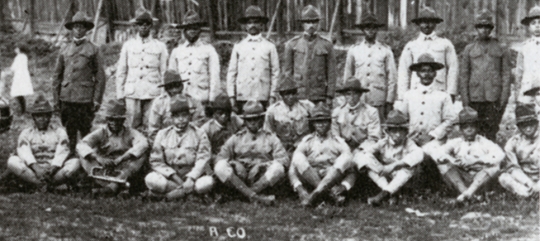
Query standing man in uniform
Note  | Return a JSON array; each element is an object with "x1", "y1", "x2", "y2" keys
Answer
[
  {"x1": 344, "y1": 12, "x2": 397, "y2": 121},
  {"x1": 516, "y1": 6, "x2": 540, "y2": 103},
  {"x1": 227, "y1": 5, "x2": 280, "y2": 112},
  {"x1": 460, "y1": 11, "x2": 511, "y2": 141},
  {"x1": 169, "y1": 10, "x2": 220, "y2": 105},
  {"x1": 53, "y1": 11, "x2": 106, "y2": 154},
  {"x1": 398, "y1": 7, "x2": 459, "y2": 102},
  {"x1": 284, "y1": 5, "x2": 337, "y2": 105},
  {"x1": 116, "y1": 8, "x2": 168, "y2": 130}
]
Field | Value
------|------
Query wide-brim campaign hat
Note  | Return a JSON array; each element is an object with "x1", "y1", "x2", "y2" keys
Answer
[
  {"x1": 177, "y1": 10, "x2": 208, "y2": 28},
  {"x1": 130, "y1": 8, "x2": 159, "y2": 24},
  {"x1": 409, "y1": 53, "x2": 445, "y2": 72},
  {"x1": 159, "y1": 70, "x2": 186, "y2": 87},
  {"x1": 458, "y1": 107, "x2": 479, "y2": 125},
  {"x1": 299, "y1": 5, "x2": 322, "y2": 22},
  {"x1": 355, "y1": 12, "x2": 385, "y2": 29},
  {"x1": 383, "y1": 110, "x2": 409, "y2": 128},
  {"x1": 475, "y1": 10, "x2": 494, "y2": 27},
  {"x1": 242, "y1": 100, "x2": 265, "y2": 119},
  {"x1": 65, "y1": 11, "x2": 94, "y2": 30},
  {"x1": 336, "y1": 77, "x2": 370, "y2": 93},
  {"x1": 29, "y1": 93, "x2": 53, "y2": 114},
  {"x1": 309, "y1": 103, "x2": 331, "y2": 121},
  {"x1": 521, "y1": 6, "x2": 540, "y2": 25},
  {"x1": 411, "y1": 7, "x2": 443, "y2": 24},
  {"x1": 170, "y1": 96, "x2": 191, "y2": 114},
  {"x1": 208, "y1": 94, "x2": 232, "y2": 111},
  {"x1": 238, "y1": 5, "x2": 269, "y2": 24},
  {"x1": 524, "y1": 86, "x2": 540, "y2": 96},
  {"x1": 515, "y1": 104, "x2": 538, "y2": 124},
  {"x1": 104, "y1": 99, "x2": 127, "y2": 118},
  {"x1": 277, "y1": 75, "x2": 298, "y2": 93}
]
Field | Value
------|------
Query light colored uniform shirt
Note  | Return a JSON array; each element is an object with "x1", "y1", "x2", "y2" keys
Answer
[
  {"x1": 149, "y1": 125, "x2": 211, "y2": 180},
  {"x1": 398, "y1": 33, "x2": 459, "y2": 99},
  {"x1": 227, "y1": 34, "x2": 280, "y2": 101},
  {"x1": 292, "y1": 133, "x2": 352, "y2": 171},
  {"x1": 264, "y1": 100, "x2": 314, "y2": 150},
  {"x1": 215, "y1": 128, "x2": 289, "y2": 168},
  {"x1": 168, "y1": 39, "x2": 220, "y2": 102},
  {"x1": 116, "y1": 35, "x2": 168, "y2": 100},
  {"x1": 363, "y1": 137, "x2": 424, "y2": 168},
  {"x1": 396, "y1": 84, "x2": 456, "y2": 145},
  {"x1": 438, "y1": 135, "x2": 505, "y2": 176},
  {"x1": 332, "y1": 102, "x2": 381, "y2": 149},
  {"x1": 504, "y1": 130, "x2": 540, "y2": 179},
  {"x1": 516, "y1": 37, "x2": 540, "y2": 102},
  {"x1": 17, "y1": 125, "x2": 70, "y2": 167},
  {"x1": 344, "y1": 40, "x2": 397, "y2": 106},
  {"x1": 77, "y1": 125, "x2": 149, "y2": 161}
]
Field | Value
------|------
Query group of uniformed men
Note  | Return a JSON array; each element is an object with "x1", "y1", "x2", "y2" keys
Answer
[{"x1": 1, "y1": 4, "x2": 539, "y2": 207}]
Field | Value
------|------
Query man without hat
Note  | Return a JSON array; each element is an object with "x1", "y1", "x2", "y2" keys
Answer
[
  {"x1": 283, "y1": 5, "x2": 336, "y2": 105},
  {"x1": 3, "y1": 94, "x2": 80, "y2": 190},
  {"x1": 460, "y1": 10, "x2": 511, "y2": 141},
  {"x1": 353, "y1": 110, "x2": 424, "y2": 206},
  {"x1": 77, "y1": 99, "x2": 149, "y2": 197},
  {"x1": 227, "y1": 5, "x2": 280, "y2": 113},
  {"x1": 148, "y1": 70, "x2": 205, "y2": 142},
  {"x1": 397, "y1": 7, "x2": 459, "y2": 103},
  {"x1": 516, "y1": 6, "x2": 540, "y2": 103},
  {"x1": 434, "y1": 107, "x2": 504, "y2": 203},
  {"x1": 53, "y1": 11, "x2": 106, "y2": 154},
  {"x1": 344, "y1": 12, "x2": 397, "y2": 121},
  {"x1": 168, "y1": 10, "x2": 220, "y2": 105},
  {"x1": 498, "y1": 104, "x2": 540, "y2": 197},
  {"x1": 214, "y1": 100, "x2": 289, "y2": 205},
  {"x1": 264, "y1": 76, "x2": 314, "y2": 154},
  {"x1": 289, "y1": 103, "x2": 353, "y2": 206},
  {"x1": 116, "y1": 8, "x2": 168, "y2": 130},
  {"x1": 145, "y1": 96, "x2": 214, "y2": 201}
]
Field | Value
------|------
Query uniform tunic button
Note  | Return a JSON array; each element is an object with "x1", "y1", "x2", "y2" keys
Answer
[
  {"x1": 422, "y1": 102, "x2": 425, "y2": 104},
  {"x1": 419, "y1": 122, "x2": 423, "y2": 125},
  {"x1": 367, "y1": 64, "x2": 370, "y2": 67},
  {"x1": 189, "y1": 62, "x2": 192, "y2": 65},
  {"x1": 421, "y1": 112, "x2": 424, "y2": 115},
  {"x1": 367, "y1": 73, "x2": 370, "y2": 76}
]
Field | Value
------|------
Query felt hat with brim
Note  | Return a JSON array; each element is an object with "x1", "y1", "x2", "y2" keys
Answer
[
  {"x1": 411, "y1": 7, "x2": 443, "y2": 24},
  {"x1": 238, "y1": 6, "x2": 269, "y2": 24},
  {"x1": 524, "y1": 86, "x2": 540, "y2": 96},
  {"x1": 309, "y1": 103, "x2": 331, "y2": 121},
  {"x1": 159, "y1": 70, "x2": 186, "y2": 87},
  {"x1": 475, "y1": 10, "x2": 494, "y2": 28},
  {"x1": 521, "y1": 6, "x2": 540, "y2": 25},
  {"x1": 515, "y1": 104, "x2": 538, "y2": 124},
  {"x1": 130, "y1": 8, "x2": 159, "y2": 24},
  {"x1": 242, "y1": 100, "x2": 265, "y2": 119},
  {"x1": 277, "y1": 75, "x2": 298, "y2": 93},
  {"x1": 383, "y1": 110, "x2": 409, "y2": 128},
  {"x1": 299, "y1": 5, "x2": 322, "y2": 22},
  {"x1": 208, "y1": 94, "x2": 232, "y2": 111},
  {"x1": 177, "y1": 10, "x2": 207, "y2": 28},
  {"x1": 104, "y1": 99, "x2": 127, "y2": 118},
  {"x1": 458, "y1": 107, "x2": 479, "y2": 125},
  {"x1": 337, "y1": 77, "x2": 370, "y2": 93},
  {"x1": 170, "y1": 96, "x2": 191, "y2": 115},
  {"x1": 409, "y1": 53, "x2": 445, "y2": 72},
  {"x1": 29, "y1": 94, "x2": 53, "y2": 114},
  {"x1": 65, "y1": 11, "x2": 94, "y2": 30},
  {"x1": 355, "y1": 12, "x2": 385, "y2": 29}
]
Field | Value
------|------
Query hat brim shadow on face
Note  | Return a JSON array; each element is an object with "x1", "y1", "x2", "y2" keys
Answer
[
  {"x1": 411, "y1": 18, "x2": 443, "y2": 25},
  {"x1": 516, "y1": 116, "x2": 539, "y2": 125},
  {"x1": 308, "y1": 116, "x2": 332, "y2": 122},
  {"x1": 298, "y1": 18, "x2": 321, "y2": 22},
  {"x1": 355, "y1": 23, "x2": 385, "y2": 29},
  {"x1": 238, "y1": 17, "x2": 269, "y2": 24},
  {"x1": 177, "y1": 22, "x2": 208, "y2": 29},
  {"x1": 65, "y1": 21, "x2": 95, "y2": 30},
  {"x1": 521, "y1": 15, "x2": 540, "y2": 25},
  {"x1": 29, "y1": 110, "x2": 53, "y2": 115},
  {"x1": 409, "y1": 62, "x2": 445, "y2": 72},
  {"x1": 383, "y1": 124, "x2": 409, "y2": 129},
  {"x1": 105, "y1": 115, "x2": 127, "y2": 119},
  {"x1": 336, "y1": 88, "x2": 370, "y2": 93}
]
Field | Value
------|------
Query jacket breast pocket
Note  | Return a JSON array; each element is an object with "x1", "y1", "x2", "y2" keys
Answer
[
  {"x1": 145, "y1": 48, "x2": 162, "y2": 68},
  {"x1": 294, "y1": 49, "x2": 306, "y2": 66},
  {"x1": 193, "y1": 55, "x2": 209, "y2": 74},
  {"x1": 128, "y1": 50, "x2": 142, "y2": 68}
]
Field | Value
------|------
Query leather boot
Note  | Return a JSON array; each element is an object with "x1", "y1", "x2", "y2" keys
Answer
[
  {"x1": 166, "y1": 188, "x2": 187, "y2": 201},
  {"x1": 250, "y1": 176, "x2": 271, "y2": 193},
  {"x1": 443, "y1": 167, "x2": 468, "y2": 193},
  {"x1": 368, "y1": 190, "x2": 391, "y2": 206}
]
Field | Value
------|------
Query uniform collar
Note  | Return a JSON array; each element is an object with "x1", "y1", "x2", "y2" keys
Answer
[
  {"x1": 105, "y1": 125, "x2": 127, "y2": 137},
  {"x1": 184, "y1": 39, "x2": 202, "y2": 47},
  {"x1": 417, "y1": 83, "x2": 434, "y2": 94},
  {"x1": 136, "y1": 34, "x2": 154, "y2": 44},
  {"x1": 419, "y1": 32, "x2": 438, "y2": 41},
  {"x1": 73, "y1": 37, "x2": 87, "y2": 46},
  {"x1": 33, "y1": 124, "x2": 54, "y2": 134},
  {"x1": 361, "y1": 39, "x2": 379, "y2": 47},
  {"x1": 247, "y1": 34, "x2": 263, "y2": 42},
  {"x1": 303, "y1": 33, "x2": 318, "y2": 41},
  {"x1": 347, "y1": 102, "x2": 365, "y2": 112}
]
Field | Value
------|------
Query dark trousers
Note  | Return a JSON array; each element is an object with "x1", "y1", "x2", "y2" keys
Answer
[
  {"x1": 469, "y1": 102, "x2": 505, "y2": 141},
  {"x1": 60, "y1": 102, "x2": 94, "y2": 154}
]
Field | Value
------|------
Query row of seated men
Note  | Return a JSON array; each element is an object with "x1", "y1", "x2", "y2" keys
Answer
[{"x1": 1, "y1": 55, "x2": 538, "y2": 207}]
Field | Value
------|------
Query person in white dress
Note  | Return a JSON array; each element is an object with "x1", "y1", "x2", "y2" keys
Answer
[{"x1": 9, "y1": 43, "x2": 34, "y2": 114}]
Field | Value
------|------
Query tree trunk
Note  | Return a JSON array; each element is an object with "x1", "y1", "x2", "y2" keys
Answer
[
  {"x1": 400, "y1": 0, "x2": 407, "y2": 29},
  {"x1": 29, "y1": 0, "x2": 35, "y2": 36},
  {"x1": 0, "y1": 0, "x2": 5, "y2": 26}
]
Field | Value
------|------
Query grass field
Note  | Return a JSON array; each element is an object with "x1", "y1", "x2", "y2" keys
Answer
[{"x1": 0, "y1": 38, "x2": 537, "y2": 240}]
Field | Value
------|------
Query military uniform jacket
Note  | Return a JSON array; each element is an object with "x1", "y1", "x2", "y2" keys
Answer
[
  {"x1": 215, "y1": 128, "x2": 289, "y2": 168},
  {"x1": 227, "y1": 35, "x2": 280, "y2": 101},
  {"x1": 398, "y1": 33, "x2": 459, "y2": 99},
  {"x1": 264, "y1": 100, "x2": 314, "y2": 150},
  {"x1": 116, "y1": 35, "x2": 168, "y2": 100},
  {"x1": 344, "y1": 40, "x2": 398, "y2": 106},
  {"x1": 460, "y1": 38, "x2": 511, "y2": 105},
  {"x1": 504, "y1": 130, "x2": 540, "y2": 179},
  {"x1": 53, "y1": 40, "x2": 106, "y2": 104},
  {"x1": 516, "y1": 38, "x2": 540, "y2": 102},
  {"x1": 77, "y1": 125, "x2": 149, "y2": 162},
  {"x1": 284, "y1": 34, "x2": 337, "y2": 100},
  {"x1": 149, "y1": 125, "x2": 211, "y2": 180},
  {"x1": 331, "y1": 102, "x2": 382, "y2": 149},
  {"x1": 169, "y1": 39, "x2": 220, "y2": 102},
  {"x1": 292, "y1": 133, "x2": 351, "y2": 170},
  {"x1": 17, "y1": 124, "x2": 70, "y2": 167},
  {"x1": 201, "y1": 118, "x2": 243, "y2": 155}
]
